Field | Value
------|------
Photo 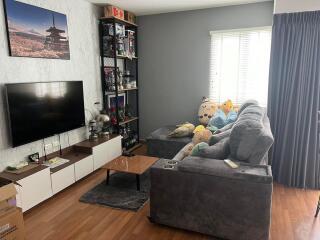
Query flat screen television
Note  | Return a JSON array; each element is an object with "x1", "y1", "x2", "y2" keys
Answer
[{"x1": 5, "y1": 81, "x2": 86, "y2": 147}]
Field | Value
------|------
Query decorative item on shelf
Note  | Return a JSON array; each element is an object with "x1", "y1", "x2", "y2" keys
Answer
[
  {"x1": 96, "y1": 110, "x2": 110, "y2": 138},
  {"x1": 85, "y1": 102, "x2": 101, "y2": 141},
  {"x1": 125, "y1": 104, "x2": 133, "y2": 119},
  {"x1": 104, "y1": 67, "x2": 115, "y2": 91},
  {"x1": 123, "y1": 70, "x2": 132, "y2": 89},
  {"x1": 104, "y1": 5, "x2": 124, "y2": 20},
  {"x1": 117, "y1": 37, "x2": 125, "y2": 56},
  {"x1": 124, "y1": 10, "x2": 136, "y2": 24},
  {"x1": 118, "y1": 70, "x2": 124, "y2": 90},
  {"x1": 89, "y1": 120, "x2": 98, "y2": 141},
  {"x1": 116, "y1": 24, "x2": 125, "y2": 37},
  {"x1": 118, "y1": 106, "x2": 126, "y2": 122},
  {"x1": 103, "y1": 23, "x2": 113, "y2": 36},
  {"x1": 107, "y1": 93, "x2": 126, "y2": 108},
  {"x1": 103, "y1": 22, "x2": 125, "y2": 37},
  {"x1": 103, "y1": 36, "x2": 114, "y2": 56},
  {"x1": 130, "y1": 81, "x2": 137, "y2": 88},
  {"x1": 124, "y1": 30, "x2": 136, "y2": 58},
  {"x1": 121, "y1": 126, "x2": 138, "y2": 150},
  {"x1": 109, "y1": 107, "x2": 117, "y2": 125}
]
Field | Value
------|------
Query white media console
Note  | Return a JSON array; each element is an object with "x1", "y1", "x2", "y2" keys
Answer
[{"x1": 0, "y1": 135, "x2": 122, "y2": 212}]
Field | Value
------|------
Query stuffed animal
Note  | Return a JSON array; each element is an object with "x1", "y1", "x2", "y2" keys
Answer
[
  {"x1": 208, "y1": 109, "x2": 227, "y2": 129},
  {"x1": 193, "y1": 125, "x2": 205, "y2": 133},
  {"x1": 192, "y1": 126, "x2": 213, "y2": 145},
  {"x1": 198, "y1": 97, "x2": 218, "y2": 126},
  {"x1": 220, "y1": 99, "x2": 233, "y2": 115},
  {"x1": 190, "y1": 142, "x2": 209, "y2": 156},
  {"x1": 168, "y1": 122, "x2": 195, "y2": 138}
]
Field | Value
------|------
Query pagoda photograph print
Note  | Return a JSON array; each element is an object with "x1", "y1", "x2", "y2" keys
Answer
[{"x1": 3, "y1": 0, "x2": 70, "y2": 59}]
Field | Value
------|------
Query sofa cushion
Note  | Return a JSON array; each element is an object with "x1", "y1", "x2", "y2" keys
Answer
[
  {"x1": 238, "y1": 99, "x2": 259, "y2": 116},
  {"x1": 229, "y1": 105, "x2": 274, "y2": 164}
]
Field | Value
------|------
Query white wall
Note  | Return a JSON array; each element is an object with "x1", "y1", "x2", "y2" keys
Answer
[
  {"x1": 274, "y1": 0, "x2": 320, "y2": 13},
  {"x1": 0, "y1": 0, "x2": 102, "y2": 171}
]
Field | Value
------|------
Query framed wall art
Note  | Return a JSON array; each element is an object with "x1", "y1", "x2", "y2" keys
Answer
[{"x1": 3, "y1": 0, "x2": 70, "y2": 59}]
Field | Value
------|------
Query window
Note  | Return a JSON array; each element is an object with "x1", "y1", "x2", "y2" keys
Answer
[{"x1": 209, "y1": 27, "x2": 272, "y2": 106}]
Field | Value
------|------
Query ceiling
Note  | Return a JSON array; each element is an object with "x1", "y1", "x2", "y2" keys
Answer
[{"x1": 87, "y1": 0, "x2": 273, "y2": 16}]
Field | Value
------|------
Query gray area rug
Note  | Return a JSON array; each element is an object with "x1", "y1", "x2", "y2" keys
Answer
[{"x1": 80, "y1": 171, "x2": 150, "y2": 211}]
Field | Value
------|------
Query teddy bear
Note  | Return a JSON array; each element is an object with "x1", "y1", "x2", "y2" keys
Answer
[{"x1": 198, "y1": 97, "x2": 217, "y2": 126}]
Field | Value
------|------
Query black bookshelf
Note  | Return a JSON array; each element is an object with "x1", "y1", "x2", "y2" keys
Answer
[{"x1": 98, "y1": 17, "x2": 140, "y2": 151}]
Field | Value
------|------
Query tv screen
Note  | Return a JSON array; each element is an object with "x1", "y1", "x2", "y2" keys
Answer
[{"x1": 5, "y1": 81, "x2": 86, "y2": 147}]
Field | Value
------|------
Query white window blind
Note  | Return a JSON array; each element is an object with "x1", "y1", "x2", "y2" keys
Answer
[{"x1": 209, "y1": 27, "x2": 272, "y2": 106}]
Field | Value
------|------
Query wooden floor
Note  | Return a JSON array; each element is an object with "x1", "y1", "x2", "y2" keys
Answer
[{"x1": 24, "y1": 146, "x2": 320, "y2": 240}]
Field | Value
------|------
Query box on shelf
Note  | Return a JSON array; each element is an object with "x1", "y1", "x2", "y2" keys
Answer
[
  {"x1": 0, "y1": 208, "x2": 25, "y2": 240},
  {"x1": 0, "y1": 179, "x2": 25, "y2": 240},
  {"x1": 0, "y1": 180, "x2": 17, "y2": 214},
  {"x1": 124, "y1": 11, "x2": 136, "y2": 24},
  {"x1": 104, "y1": 5, "x2": 124, "y2": 20}
]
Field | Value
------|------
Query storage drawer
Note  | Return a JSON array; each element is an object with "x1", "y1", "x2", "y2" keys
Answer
[
  {"x1": 17, "y1": 167, "x2": 52, "y2": 212},
  {"x1": 75, "y1": 156, "x2": 93, "y2": 181},
  {"x1": 106, "y1": 136, "x2": 122, "y2": 161},
  {"x1": 93, "y1": 136, "x2": 122, "y2": 170},
  {"x1": 51, "y1": 164, "x2": 75, "y2": 195}
]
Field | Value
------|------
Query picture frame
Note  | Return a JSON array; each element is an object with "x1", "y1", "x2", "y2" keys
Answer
[
  {"x1": 3, "y1": 0, "x2": 70, "y2": 59},
  {"x1": 107, "y1": 93, "x2": 126, "y2": 109}
]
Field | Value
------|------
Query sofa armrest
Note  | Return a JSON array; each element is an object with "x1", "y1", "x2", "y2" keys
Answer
[
  {"x1": 150, "y1": 158, "x2": 273, "y2": 240},
  {"x1": 178, "y1": 156, "x2": 272, "y2": 184}
]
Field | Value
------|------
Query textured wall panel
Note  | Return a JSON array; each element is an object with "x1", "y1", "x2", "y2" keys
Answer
[{"x1": 0, "y1": 0, "x2": 102, "y2": 170}]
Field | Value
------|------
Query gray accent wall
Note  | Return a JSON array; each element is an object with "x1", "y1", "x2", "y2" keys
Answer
[{"x1": 138, "y1": 1, "x2": 274, "y2": 138}]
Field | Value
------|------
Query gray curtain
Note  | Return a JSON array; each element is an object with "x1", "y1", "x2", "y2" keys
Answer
[{"x1": 268, "y1": 11, "x2": 320, "y2": 189}]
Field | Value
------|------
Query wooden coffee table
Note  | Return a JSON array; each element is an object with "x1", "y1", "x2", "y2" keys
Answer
[{"x1": 104, "y1": 155, "x2": 158, "y2": 191}]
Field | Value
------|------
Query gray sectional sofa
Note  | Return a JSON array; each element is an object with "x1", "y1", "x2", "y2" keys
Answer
[{"x1": 148, "y1": 102, "x2": 274, "y2": 240}]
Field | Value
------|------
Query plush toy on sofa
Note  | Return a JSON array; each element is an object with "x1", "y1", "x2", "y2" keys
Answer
[
  {"x1": 220, "y1": 99, "x2": 233, "y2": 115},
  {"x1": 198, "y1": 97, "x2": 218, "y2": 126},
  {"x1": 192, "y1": 125, "x2": 213, "y2": 145},
  {"x1": 178, "y1": 125, "x2": 213, "y2": 158},
  {"x1": 168, "y1": 122, "x2": 195, "y2": 138}
]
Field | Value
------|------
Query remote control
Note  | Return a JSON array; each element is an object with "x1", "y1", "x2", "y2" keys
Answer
[{"x1": 224, "y1": 159, "x2": 239, "y2": 169}]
